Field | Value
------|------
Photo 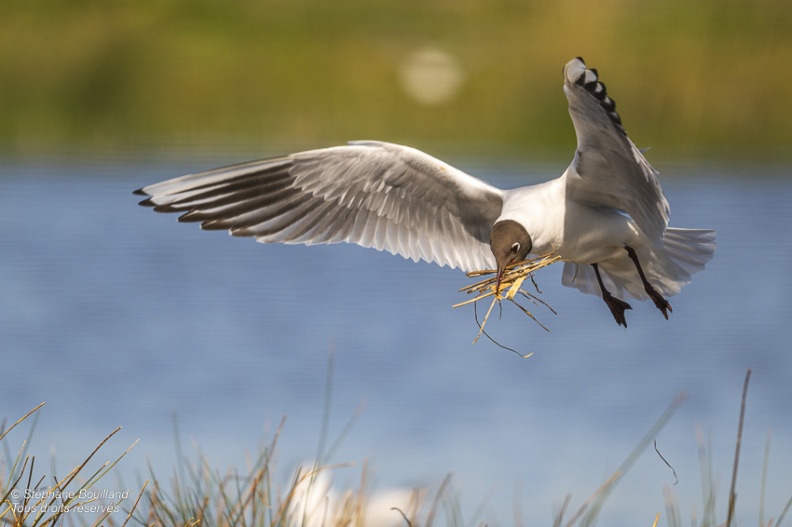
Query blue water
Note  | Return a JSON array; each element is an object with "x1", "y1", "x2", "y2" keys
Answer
[{"x1": 2, "y1": 155, "x2": 791, "y2": 526}]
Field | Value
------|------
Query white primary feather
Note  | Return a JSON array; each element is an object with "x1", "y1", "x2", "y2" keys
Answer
[{"x1": 138, "y1": 141, "x2": 503, "y2": 272}]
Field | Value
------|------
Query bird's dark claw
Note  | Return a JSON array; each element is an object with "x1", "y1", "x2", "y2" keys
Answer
[{"x1": 602, "y1": 291, "x2": 632, "y2": 328}]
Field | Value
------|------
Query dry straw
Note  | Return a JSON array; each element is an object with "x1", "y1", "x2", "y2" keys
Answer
[{"x1": 454, "y1": 254, "x2": 563, "y2": 352}]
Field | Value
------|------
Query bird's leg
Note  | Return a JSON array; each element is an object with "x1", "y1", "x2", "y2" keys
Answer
[
  {"x1": 624, "y1": 245, "x2": 672, "y2": 319},
  {"x1": 593, "y1": 263, "x2": 632, "y2": 328}
]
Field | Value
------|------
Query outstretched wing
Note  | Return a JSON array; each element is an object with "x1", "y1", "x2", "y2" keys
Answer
[
  {"x1": 562, "y1": 57, "x2": 669, "y2": 246},
  {"x1": 135, "y1": 141, "x2": 503, "y2": 272}
]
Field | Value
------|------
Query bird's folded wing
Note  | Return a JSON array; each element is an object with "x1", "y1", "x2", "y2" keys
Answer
[
  {"x1": 562, "y1": 57, "x2": 670, "y2": 245},
  {"x1": 135, "y1": 141, "x2": 503, "y2": 272}
]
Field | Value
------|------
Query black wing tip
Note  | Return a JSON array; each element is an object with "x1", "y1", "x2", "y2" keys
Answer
[
  {"x1": 566, "y1": 57, "x2": 627, "y2": 136},
  {"x1": 133, "y1": 187, "x2": 157, "y2": 207}
]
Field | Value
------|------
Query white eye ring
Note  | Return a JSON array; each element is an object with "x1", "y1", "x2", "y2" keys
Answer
[{"x1": 511, "y1": 242, "x2": 521, "y2": 253}]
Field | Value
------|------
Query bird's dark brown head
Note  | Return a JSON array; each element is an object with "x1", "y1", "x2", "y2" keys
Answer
[{"x1": 489, "y1": 220, "x2": 532, "y2": 294}]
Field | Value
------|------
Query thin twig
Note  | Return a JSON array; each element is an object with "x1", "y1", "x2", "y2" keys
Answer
[
  {"x1": 726, "y1": 368, "x2": 752, "y2": 527},
  {"x1": 54, "y1": 426, "x2": 122, "y2": 493},
  {"x1": 760, "y1": 431, "x2": 771, "y2": 527},
  {"x1": 774, "y1": 494, "x2": 792, "y2": 527},
  {"x1": 578, "y1": 392, "x2": 687, "y2": 526},
  {"x1": 391, "y1": 506, "x2": 412, "y2": 527},
  {"x1": 654, "y1": 440, "x2": 678, "y2": 485},
  {"x1": 0, "y1": 455, "x2": 30, "y2": 507},
  {"x1": 563, "y1": 471, "x2": 621, "y2": 527},
  {"x1": 0, "y1": 402, "x2": 45, "y2": 443},
  {"x1": 553, "y1": 494, "x2": 572, "y2": 527},
  {"x1": 425, "y1": 474, "x2": 452, "y2": 527},
  {"x1": 472, "y1": 299, "x2": 523, "y2": 355},
  {"x1": 460, "y1": 254, "x2": 561, "y2": 353},
  {"x1": 120, "y1": 481, "x2": 148, "y2": 527}
]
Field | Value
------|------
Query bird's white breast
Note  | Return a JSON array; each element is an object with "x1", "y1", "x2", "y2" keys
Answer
[{"x1": 498, "y1": 176, "x2": 641, "y2": 264}]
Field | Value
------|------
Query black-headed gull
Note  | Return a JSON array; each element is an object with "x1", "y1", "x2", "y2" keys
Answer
[{"x1": 136, "y1": 57, "x2": 716, "y2": 327}]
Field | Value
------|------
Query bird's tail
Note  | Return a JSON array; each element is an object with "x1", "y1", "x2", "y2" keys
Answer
[
  {"x1": 662, "y1": 228, "x2": 717, "y2": 283},
  {"x1": 562, "y1": 228, "x2": 716, "y2": 301}
]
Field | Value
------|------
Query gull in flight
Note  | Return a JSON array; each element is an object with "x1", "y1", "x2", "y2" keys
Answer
[{"x1": 136, "y1": 57, "x2": 716, "y2": 327}]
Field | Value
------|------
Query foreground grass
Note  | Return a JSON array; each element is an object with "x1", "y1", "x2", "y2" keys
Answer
[
  {"x1": 0, "y1": 403, "x2": 144, "y2": 527},
  {"x1": 1, "y1": 370, "x2": 789, "y2": 527}
]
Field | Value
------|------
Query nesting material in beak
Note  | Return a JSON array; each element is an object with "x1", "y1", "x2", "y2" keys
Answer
[{"x1": 454, "y1": 254, "x2": 563, "y2": 345}]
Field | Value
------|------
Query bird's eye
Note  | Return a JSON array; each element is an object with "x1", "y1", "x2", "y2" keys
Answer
[{"x1": 511, "y1": 242, "x2": 520, "y2": 253}]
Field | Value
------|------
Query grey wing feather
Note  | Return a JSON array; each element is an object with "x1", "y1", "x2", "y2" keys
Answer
[
  {"x1": 135, "y1": 141, "x2": 503, "y2": 272},
  {"x1": 562, "y1": 57, "x2": 670, "y2": 245}
]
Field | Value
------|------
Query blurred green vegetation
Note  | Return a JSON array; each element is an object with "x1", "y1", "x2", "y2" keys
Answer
[{"x1": 1, "y1": 0, "x2": 791, "y2": 160}]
